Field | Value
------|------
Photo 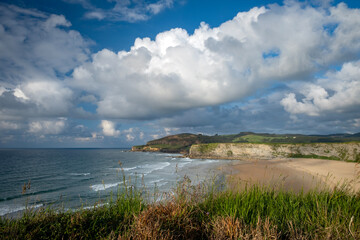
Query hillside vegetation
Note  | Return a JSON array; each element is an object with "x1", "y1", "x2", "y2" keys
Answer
[{"x1": 132, "y1": 132, "x2": 360, "y2": 154}]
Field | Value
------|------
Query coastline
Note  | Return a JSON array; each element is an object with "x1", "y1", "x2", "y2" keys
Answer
[{"x1": 217, "y1": 158, "x2": 360, "y2": 192}]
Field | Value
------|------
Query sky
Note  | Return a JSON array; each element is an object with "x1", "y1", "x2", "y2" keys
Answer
[{"x1": 0, "y1": 0, "x2": 360, "y2": 148}]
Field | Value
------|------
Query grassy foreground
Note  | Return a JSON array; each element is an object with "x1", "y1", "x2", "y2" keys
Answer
[{"x1": 1, "y1": 178, "x2": 359, "y2": 239}]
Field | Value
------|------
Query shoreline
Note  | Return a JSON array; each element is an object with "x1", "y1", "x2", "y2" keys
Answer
[{"x1": 217, "y1": 158, "x2": 360, "y2": 193}]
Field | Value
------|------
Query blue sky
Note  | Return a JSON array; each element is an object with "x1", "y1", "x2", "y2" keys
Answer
[{"x1": 0, "y1": 0, "x2": 360, "y2": 147}]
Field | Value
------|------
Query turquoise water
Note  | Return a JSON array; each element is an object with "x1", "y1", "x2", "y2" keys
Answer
[{"x1": 0, "y1": 149, "x2": 228, "y2": 217}]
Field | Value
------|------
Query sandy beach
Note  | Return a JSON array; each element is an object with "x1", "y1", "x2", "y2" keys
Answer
[{"x1": 221, "y1": 158, "x2": 360, "y2": 192}]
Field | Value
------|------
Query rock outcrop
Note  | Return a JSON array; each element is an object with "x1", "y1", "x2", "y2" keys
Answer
[
  {"x1": 189, "y1": 143, "x2": 360, "y2": 162},
  {"x1": 131, "y1": 133, "x2": 209, "y2": 153},
  {"x1": 131, "y1": 146, "x2": 160, "y2": 152}
]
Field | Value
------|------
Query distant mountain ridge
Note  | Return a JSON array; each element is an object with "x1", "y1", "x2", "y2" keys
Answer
[{"x1": 131, "y1": 132, "x2": 360, "y2": 153}]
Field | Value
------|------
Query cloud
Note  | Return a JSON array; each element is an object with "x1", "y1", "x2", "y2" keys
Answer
[
  {"x1": 122, "y1": 127, "x2": 135, "y2": 141},
  {"x1": 281, "y1": 60, "x2": 360, "y2": 116},
  {"x1": 100, "y1": 120, "x2": 120, "y2": 137},
  {"x1": 13, "y1": 88, "x2": 29, "y2": 101},
  {"x1": 70, "y1": 2, "x2": 360, "y2": 120},
  {"x1": 0, "y1": 121, "x2": 21, "y2": 130},
  {"x1": 28, "y1": 119, "x2": 66, "y2": 135},
  {"x1": 2, "y1": 1, "x2": 360, "y2": 147},
  {"x1": 146, "y1": 0, "x2": 174, "y2": 14},
  {"x1": 139, "y1": 132, "x2": 144, "y2": 139},
  {"x1": 0, "y1": 4, "x2": 90, "y2": 120},
  {"x1": 65, "y1": 0, "x2": 175, "y2": 22},
  {"x1": 126, "y1": 133, "x2": 135, "y2": 141},
  {"x1": 75, "y1": 132, "x2": 99, "y2": 142},
  {"x1": 0, "y1": 4, "x2": 90, "y2": 83},
  {"x1": 154, "y1": 87, "x2": 360, "y2": 136}
]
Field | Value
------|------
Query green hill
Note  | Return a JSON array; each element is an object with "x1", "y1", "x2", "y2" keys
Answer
[{"x1": 132, "y1": 132, "x2": 360, "y2": 153}]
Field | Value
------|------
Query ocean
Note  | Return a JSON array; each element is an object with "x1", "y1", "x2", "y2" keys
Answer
[{"x1": 0, "y1": 149, "x2": 230, "y2": 217}]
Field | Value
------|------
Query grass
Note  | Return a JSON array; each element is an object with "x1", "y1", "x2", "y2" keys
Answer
[
  {"x1": 200, "y1": 186, "x2": 360, "y2": 239},
  {"x1": 0, "y1": 190, "x2": 145, "y2": 239},
  {"x1": 233, "y1": 134, "x2": 289, "y2": 143},
  {"x1": 149, "y1": 144, "x2": 186, "y2": 150},
  {"x1": 1, "y1": 176, "x2": 359, "y2": 239},
  {"x1": 197, "y1": 143, "x2": 219, "y2": 154}
]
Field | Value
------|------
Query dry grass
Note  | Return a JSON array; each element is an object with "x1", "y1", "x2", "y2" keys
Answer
[
  {"x1": 120, "y1": 200, "x2": 207, "y2": 239},
  {"x1": 208, "y1": 216, "x2": 278, "y2": 240}
]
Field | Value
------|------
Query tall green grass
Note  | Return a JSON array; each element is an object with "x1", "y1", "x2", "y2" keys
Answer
[
  {"x1": 1, "y1": 176, "x2": 359, "y2": 239},
  {"x1": 0, "y1": 190, "x2": 144, "y2": 239},
  {"x1": 200, "y1": 185, "x2": 359, "y2": 239}
]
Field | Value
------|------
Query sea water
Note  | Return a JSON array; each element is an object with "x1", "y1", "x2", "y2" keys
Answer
[{"x1": 0, "y1": 149, "x2": 230, "y2": 217}]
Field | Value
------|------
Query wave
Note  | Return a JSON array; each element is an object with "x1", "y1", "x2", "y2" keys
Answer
[
  {"x1": 0, "y1": 203, "x2": 43, "y2": 216},
  {"x1": 183, "y1": 158, "x2": 193, "y2": 162},
  {"x1": 11, "y1": 174, "x2": 53, "y2": 182},
  {"x1": 178, "y1": 162, "x2": 190, "y2": 168},
  {"x1": 69, "y1": 173, "x2": 90, "y2": 176},
  {"x1": 149, "y1": 178, "x2": 164, "y2": 184},
  {"x1": 90, "y1": 182, "x2": 122, "y2": 192},
  {"x1": 202, "y1": 159, "x2": 220, "y2": 163},
  {"x1": 82, "y1": 203, "x2": 107, "y2": 210},
  {"x1": 149, "y1": 178, "x2": 168, "y2": 187},
  {"x1": 110, "y1": 166, "x2": 137, "y2": 172},
  {"x1": 0, "y1": 186, "x2": 69, "y2": 202},
  {"x1": 139, "y1": 162, "x2": 171, "y2": 175},
  {"x1": 122, "y1": 167, "x2": 137, "y2": 171}
]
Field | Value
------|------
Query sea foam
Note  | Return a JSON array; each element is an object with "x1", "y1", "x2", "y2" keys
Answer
[
  {"x1": 139, "y1": 162, "x2": 171, "y2": 175},
  {"x1": 69, "y1": 173, "x2": 90, "y2": 176},
  {"x1": 0, "y1": 204, "x2": 43, "y2": 216},
  {"x1": 90, "y1": 182, "x2": 122, "y2": 192}
]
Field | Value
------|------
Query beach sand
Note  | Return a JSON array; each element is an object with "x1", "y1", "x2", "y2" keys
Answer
[{"x1": 220, "y1": 158, "x2": 360, "y2": 192}]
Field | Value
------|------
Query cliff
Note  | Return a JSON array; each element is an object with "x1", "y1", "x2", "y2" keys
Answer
[
  {"x1": 131, "y1": 133, "x2": 205, "y2": 153},
  {"x1": 189, "y1": 142, "x2": 360, "y2": 162},
  {"x1": 132, "y1": 132, "x2": 360, "y2": 154}
]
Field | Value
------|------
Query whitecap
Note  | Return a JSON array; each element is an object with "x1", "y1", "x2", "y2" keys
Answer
[
  {"x1": 0, "y1": 204, "x2": 43, "y2": 216},
  {"x1": 183, "y1": 158, "x2": 193, "y2": 162},
  {"x1": 139, "y1": 162, "x2": 171, "y2": 174},
  {"x1": 122, "y1": 167, "x2": 137, "y2": 171},
  {"x1": 149, "y1": 178, "x2": 164, "y2": 184},
  {"x1": 90, "y1": 182, "x2": 122, "y2": 192},
  {"x1": 178, "y1": 162, "x2": 190, "y2": 168},
  {"x1": 70, "y1": 173, "x2": 90, "y2": 176},
  {"x1": 203, "y1": 159, "x2": 219, "y2": 163},
  {"x1": 149, "y1": 179, "x2": 168, "y2": 187},
  {"x1": 194, "y1": 159, "x2": 219, "y2": 164},
  {"x1": 82, "y1": 203, "x2": 107, "y2": 210}
]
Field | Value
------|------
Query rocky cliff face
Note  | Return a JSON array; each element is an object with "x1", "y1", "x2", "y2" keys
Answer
[
  {"x1": 189, "y1": 143, "x2": 360, "y2": 162},
  {"x1": 131, "y1": 146, "x2": 160, "y2": 152}
]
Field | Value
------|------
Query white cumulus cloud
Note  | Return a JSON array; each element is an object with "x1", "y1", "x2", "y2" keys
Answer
[
  {"x1": 100, "y1": 120, "x2": 120, "y2": 137},
  {"x1": 0, "y1": 4, "x2": 90, "y2": 121},
  {"x1": 281, "y1": 60, "x2": 360, "y2": 116},
  {"x1": 70, "y1": 2, "x2": 360, "y2": 120},
  {"x1": 2, "y1": 1, "x2": 360, "y2": 146},
  {"x1": 28, "y1": 119, "x2": 66, "y2": 135}
]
